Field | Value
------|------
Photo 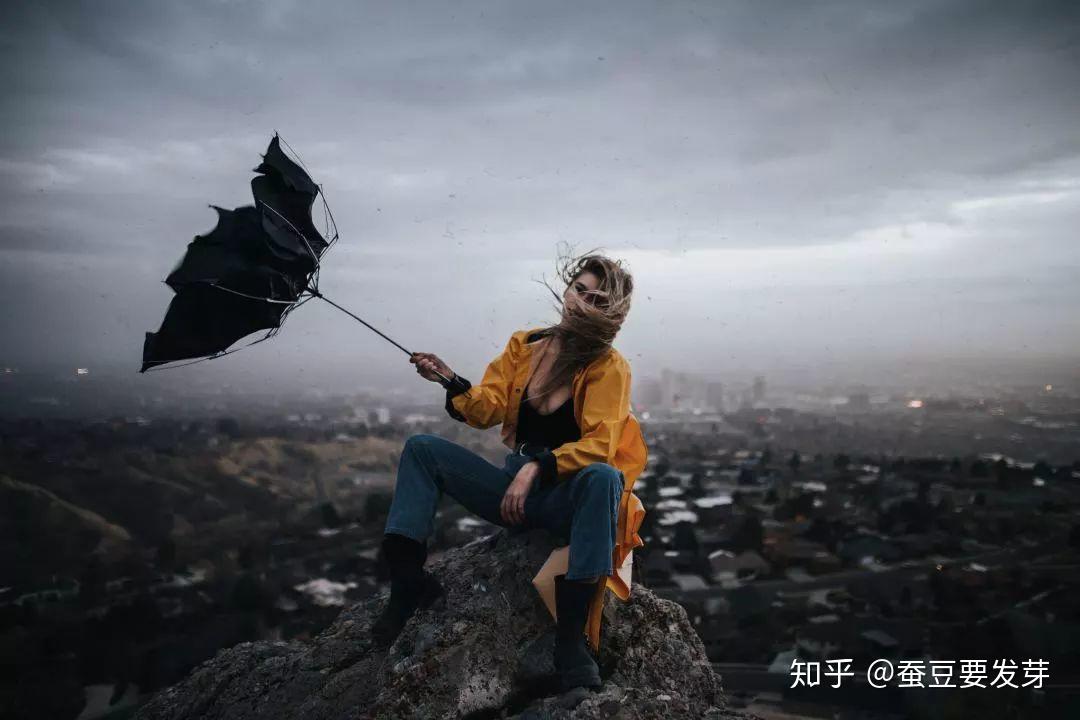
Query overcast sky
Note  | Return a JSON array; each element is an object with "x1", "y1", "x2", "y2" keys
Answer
[{"x1": 1, "y1": 0, "x2": 1078, "y2": 398}]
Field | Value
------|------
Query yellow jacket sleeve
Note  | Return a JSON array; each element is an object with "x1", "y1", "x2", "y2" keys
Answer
[
  {"x1": 446, "y1": 332, "x2": 520, "y2": 429},
  {"x1": 550, "y1": 353, "x2": 632, "y2": 479}
]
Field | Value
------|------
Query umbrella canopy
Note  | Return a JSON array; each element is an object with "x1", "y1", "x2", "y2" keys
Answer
[
  {"x1": 141, "y1": 135, "x2": 334, "y2": 372},
  {"x1": 139, "y1": 133, "x2": 468, "y2": 393}
]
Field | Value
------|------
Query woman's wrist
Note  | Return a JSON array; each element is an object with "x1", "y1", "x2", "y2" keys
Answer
[
  {"x1": 443, "y1": 373, "x2": 472, "y2": 398},
  {"x1": 518, "y1": 461, "x2": 540, "y2": 487},
  {"x1": 528, "y1": 450, "x2": 558, "y2": 485}
]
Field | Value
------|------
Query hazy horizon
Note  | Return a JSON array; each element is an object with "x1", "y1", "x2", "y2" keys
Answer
[{"x1": 2, "y1": 0, "x2": 1078, "y2": 402}]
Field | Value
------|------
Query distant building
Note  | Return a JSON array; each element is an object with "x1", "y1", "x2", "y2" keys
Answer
[
  {"x1": 707, "y1": 381, "x2": 725, "y2": 413},
  {"x1": 752, "y1": 376, "x2": 766, "y2": 405},
  {"x1": 847, "y1": 392, "x2": 871, "y2": 412},
  {"x1": 660, "y1": 368, "x2": 709, "y2": 410},
  {"x1": 403, "y1": 413, "x2": 440, "y2": 426},
  {"x1": 636, "y1": 377, "x2": 663, "y2": 410}
]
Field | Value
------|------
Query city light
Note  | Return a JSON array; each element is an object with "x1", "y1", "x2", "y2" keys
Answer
[{"x1": 907, "y1": 399, "x2": 924, "y2": 408}]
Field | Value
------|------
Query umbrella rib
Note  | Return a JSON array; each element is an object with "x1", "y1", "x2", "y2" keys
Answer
[
  {"x1": 274, "y1": 131, "x2": 339, "y2": 249},
  {"x1": 318, "y1": 185, "x2": 340, "y2": 245},
  {"x1": 275, "y1": 132, "x2": 313, "y2": 176},
  {"x1": 141, "y1": 328, "x2": 280, "y2": 372},
  {"x1": 141, "y1": 293, "x2": 319, "y2": 372},
  {"x1": 259, "y1": 201, "x2": 323, "y2": 270},
  {"x1": 208, "y1": 282, "x2": 298, "y2": 304},
  {"x1": 273, "y1": 131, "x2": 340, "y2": 260}
]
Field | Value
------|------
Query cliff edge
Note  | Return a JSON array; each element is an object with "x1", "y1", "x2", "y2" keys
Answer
[{"x1": 135, "y1": 529, "x2": 754, "y2": 719}]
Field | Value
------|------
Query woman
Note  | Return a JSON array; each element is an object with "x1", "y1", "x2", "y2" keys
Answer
[{"x1": 375, "y1": 250, "x2": 648, "y2": 693}]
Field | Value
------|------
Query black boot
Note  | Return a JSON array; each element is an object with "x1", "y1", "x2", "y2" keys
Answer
[
  {"x1": 553, "y1": 575, "x2": 602, "y2": 691},
  {"x1": 371, "y1": 533, "x2": 443, "y2": 646}
]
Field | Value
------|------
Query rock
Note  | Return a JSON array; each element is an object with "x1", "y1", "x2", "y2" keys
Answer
[{"x1": 135, "y1": 529, "x2": 757, "y2": 720}]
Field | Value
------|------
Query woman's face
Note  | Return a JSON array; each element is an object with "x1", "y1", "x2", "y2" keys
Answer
[{"x1": 563, "y1": 271, "x2": 602, "y2": 315}]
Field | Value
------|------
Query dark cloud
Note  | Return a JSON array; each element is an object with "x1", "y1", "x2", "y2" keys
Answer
[{"x1": 0, "y1": 0, "x2": 1077, "y2": 387}]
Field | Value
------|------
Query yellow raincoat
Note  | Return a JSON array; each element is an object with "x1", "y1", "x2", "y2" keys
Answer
[{"x1": 447, "y1": 327, "x2": 648, "y2": 650}]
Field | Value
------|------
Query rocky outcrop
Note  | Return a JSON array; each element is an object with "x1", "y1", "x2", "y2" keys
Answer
[{"x1": 136, "y1": 529, "x2": 750, "y2": 719}]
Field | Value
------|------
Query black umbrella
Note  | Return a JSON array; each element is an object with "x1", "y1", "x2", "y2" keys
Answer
[{"x1": 141, "y1": 133, "x2": 466, "y2": 392}]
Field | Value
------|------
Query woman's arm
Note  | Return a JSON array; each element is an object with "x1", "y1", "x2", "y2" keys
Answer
[
  {"x1": 528, "y1": 352, "x2": 633, "y2": 484},
  {"x1": 444, "y1": 332, "x2": 522, "y2": 429}
]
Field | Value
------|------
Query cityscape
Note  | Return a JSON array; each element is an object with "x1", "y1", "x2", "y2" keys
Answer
[{"x1": 2, "y1": 362, "x2": 1077, "y2": 718}]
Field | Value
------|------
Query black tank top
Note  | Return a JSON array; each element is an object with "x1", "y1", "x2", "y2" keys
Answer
[{"x1": 516, "y1": 383, "x2": 581, "y2": 449}]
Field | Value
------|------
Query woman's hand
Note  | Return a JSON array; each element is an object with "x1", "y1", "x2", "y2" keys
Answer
[
  {"x1": 500, "y1": 461, "x2": 539, "y2": 525},
  {"x1": 410, "y1": 352, "x2": 454, "y2": 384}
]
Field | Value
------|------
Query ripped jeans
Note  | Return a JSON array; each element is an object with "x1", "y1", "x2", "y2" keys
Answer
[{"x1": 384, "y1": 433, "x2": 623, "y2": 580}]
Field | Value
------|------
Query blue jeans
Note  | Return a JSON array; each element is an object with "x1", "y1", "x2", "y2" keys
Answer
[{"x1": 384, "y1": 433, "x2": 624, "y2": 580}]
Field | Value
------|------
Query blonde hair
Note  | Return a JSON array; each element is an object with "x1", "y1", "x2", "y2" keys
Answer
[{"x1": 527, "y1": 242, "x2": 634, "y2": 400}]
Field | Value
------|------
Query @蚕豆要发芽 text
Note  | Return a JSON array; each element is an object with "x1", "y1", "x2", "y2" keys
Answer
[{"x1": 789, "y1": 658, "x2": 1049, "y2": 689}]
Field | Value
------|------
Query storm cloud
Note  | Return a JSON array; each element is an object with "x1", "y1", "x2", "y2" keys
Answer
[{"x1": 1, "y1": 0, "x2": 1077, "y2": 396}]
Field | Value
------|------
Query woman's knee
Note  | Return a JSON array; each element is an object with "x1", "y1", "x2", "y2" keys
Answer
[
  {"x1": 403, "y1": 433, "x2": 442, "y2": 454},
  {"x1": 401, "y1": 434, "x2": 439, "y2": 474},
  {"x1": 579, "y1": 462, "x2": 623, "y2": 495}
]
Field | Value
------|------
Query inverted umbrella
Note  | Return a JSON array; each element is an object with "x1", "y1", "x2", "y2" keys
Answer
[{"x1": 141, "y1": 133, "x2": 467, "y2": 392}]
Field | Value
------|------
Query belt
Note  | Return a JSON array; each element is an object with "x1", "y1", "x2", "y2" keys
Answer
[{"x1": 515, "y1": 440, "x2": 550, "y2": 457}]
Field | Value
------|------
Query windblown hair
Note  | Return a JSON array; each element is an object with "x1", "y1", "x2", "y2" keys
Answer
[{"x1": 526, "y1": 244, "x2": 634, "y2": 401}]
